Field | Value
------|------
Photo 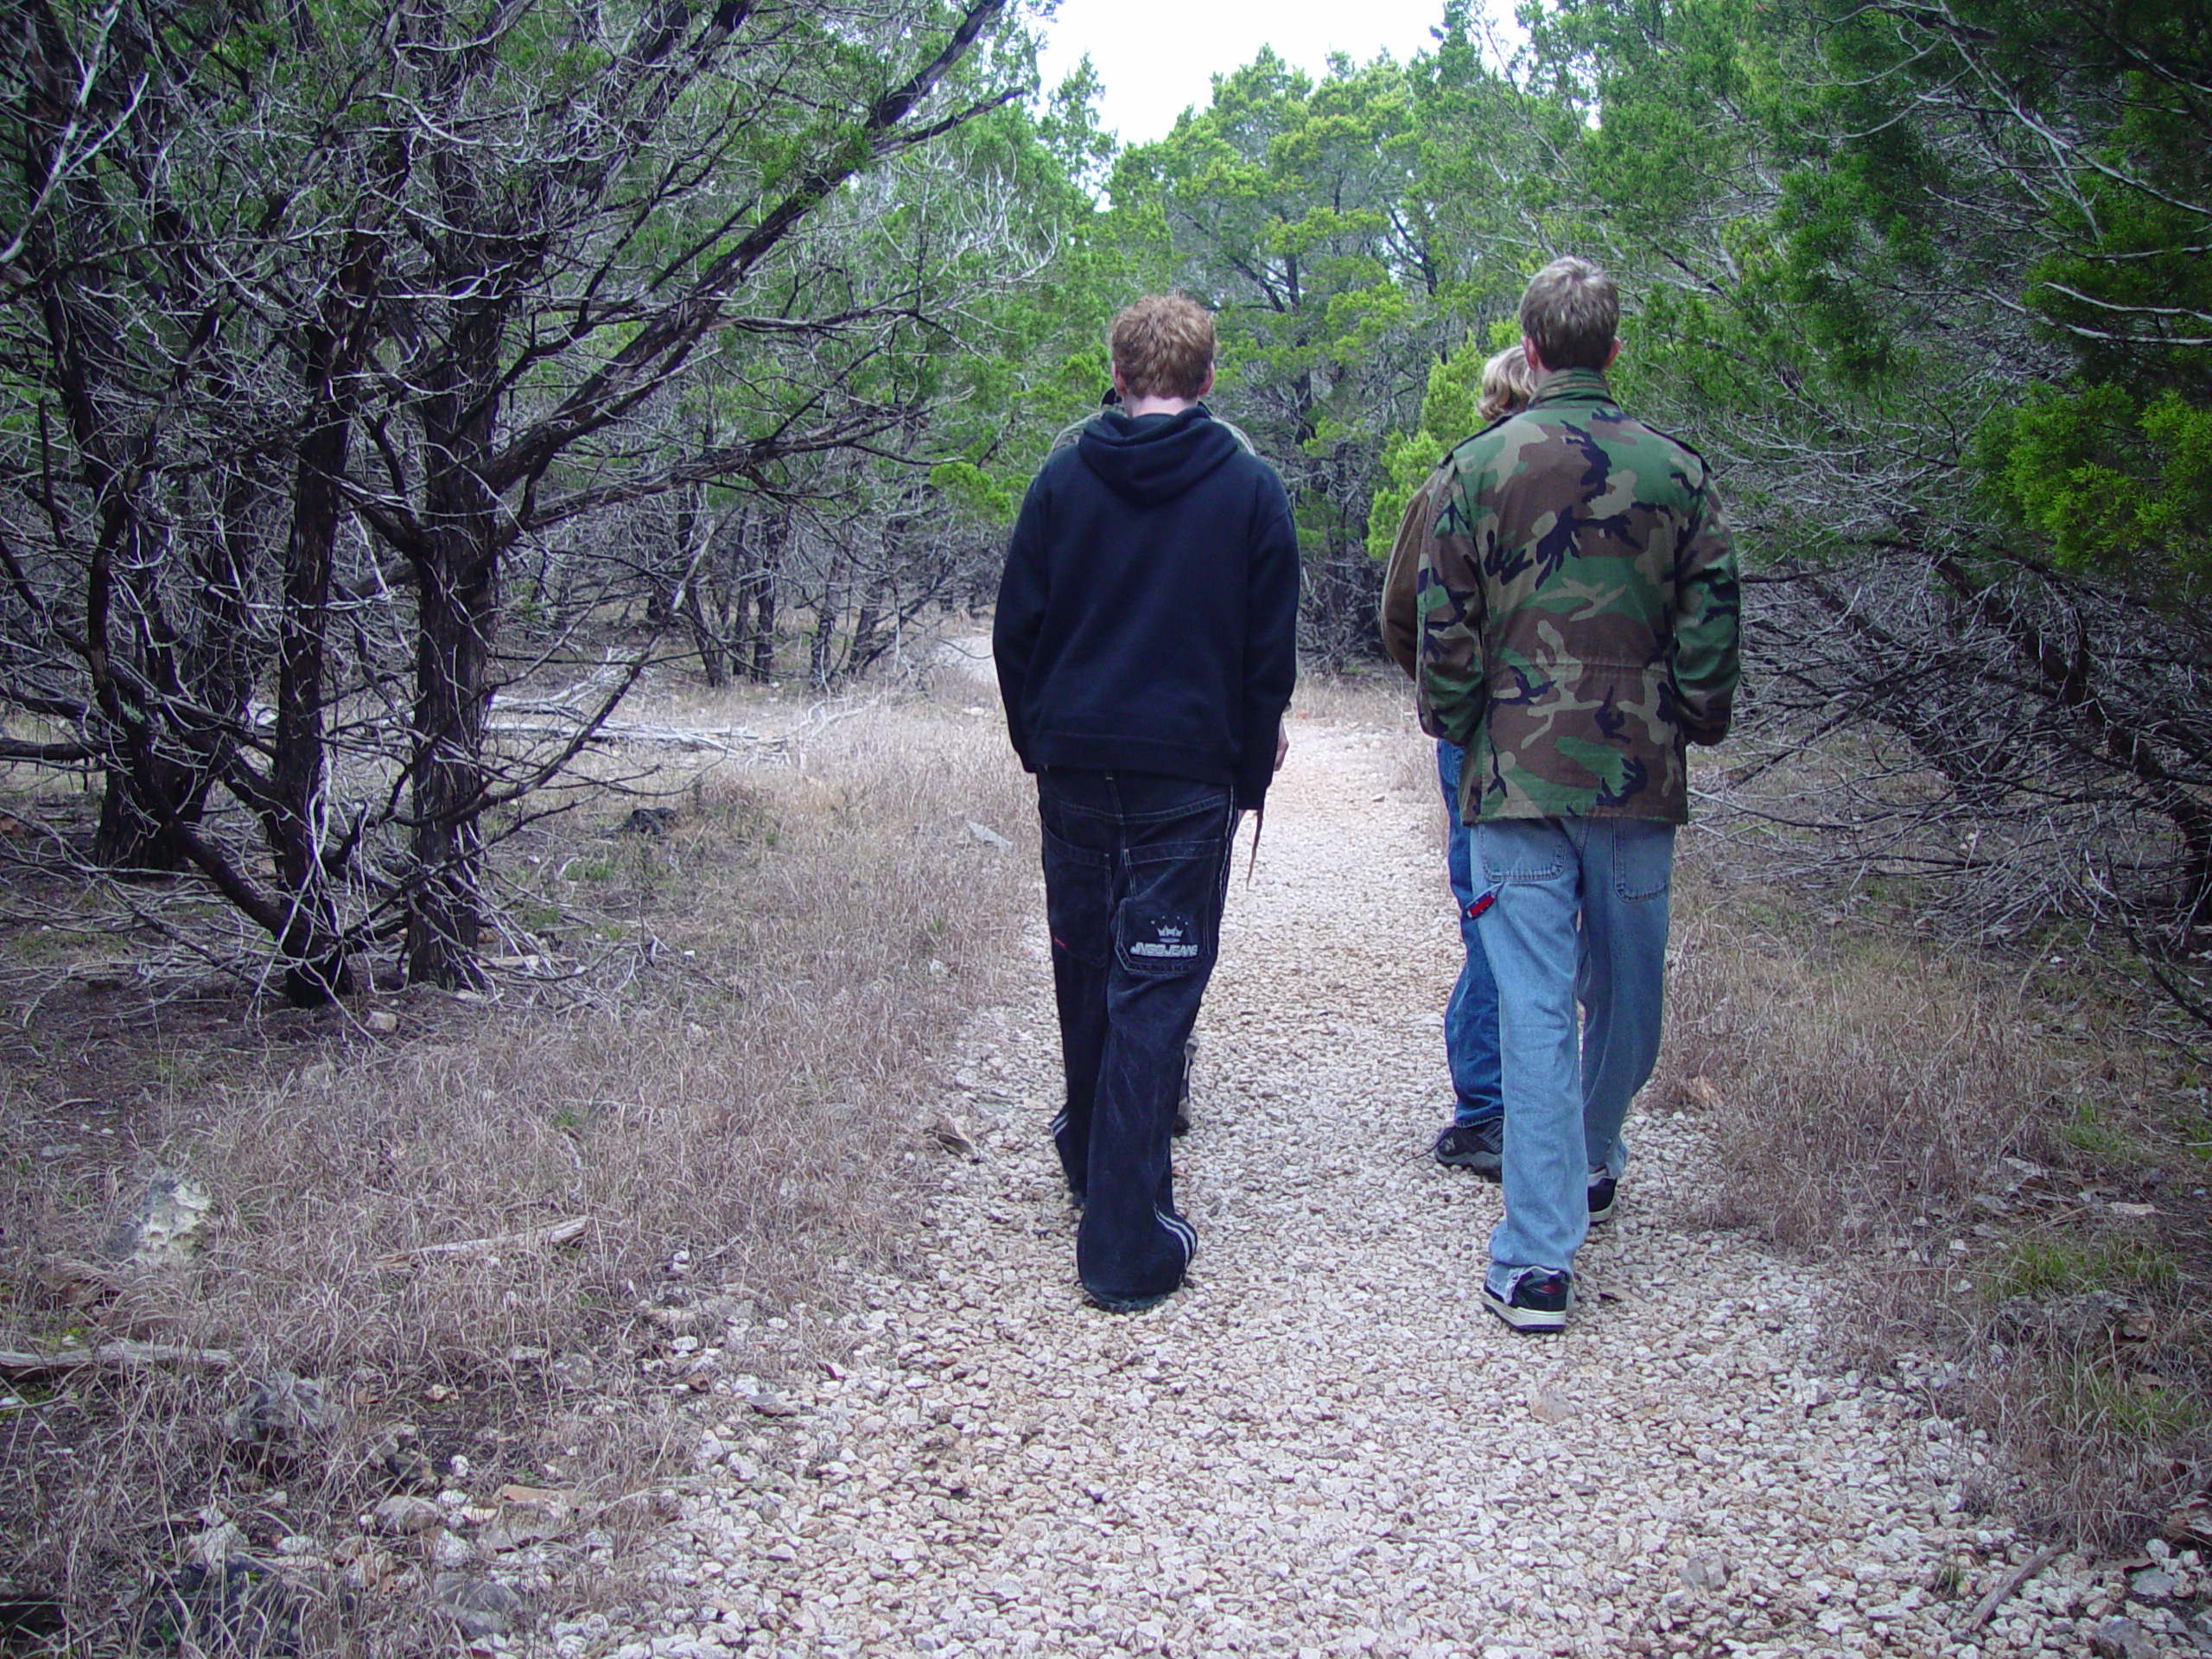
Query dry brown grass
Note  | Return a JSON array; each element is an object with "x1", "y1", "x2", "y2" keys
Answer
[
  {"x1": 0, "y1": 679, "x2": 1035, "y2": 1653},
  {"x1": 11, "y1": 653, "x2": 2206, "y2": 1645},
  {"x1": 1660, "y1": 866, "x2": 2069, "y2": 1248},
  {"x1": 1289, "y1": 664, "x2": 1414, "y2": 733},
  {"x1": 1659, "y1": 843, "x2": 2212, "y2": 1548}
]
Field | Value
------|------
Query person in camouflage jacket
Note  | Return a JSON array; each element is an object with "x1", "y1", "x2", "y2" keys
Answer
[{"x1": 1415, "y1": 257, "x2": 1740, "y2": 1333}]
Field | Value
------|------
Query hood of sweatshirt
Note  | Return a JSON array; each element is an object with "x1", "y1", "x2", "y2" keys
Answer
[{"x1": 1075, "y1": 405, "x2": 1243, "y2": 507}]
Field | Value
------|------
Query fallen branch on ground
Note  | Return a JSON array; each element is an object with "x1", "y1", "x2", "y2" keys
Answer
[
  {"x1": 489, "y1": 720, "x2": 779, "y2": 753},
  {"x1": 1970, "y1": 1543, "x2": 2064, "y2": 1627},
  {"x1": 372, "y1": 1216, "x2": 592, "y2": 1268},
  {"x1": 0, "y1": 1340, "x2": 238, "y2": 1376}
]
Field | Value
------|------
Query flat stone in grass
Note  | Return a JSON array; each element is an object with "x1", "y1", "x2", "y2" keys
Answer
[
  {"x1": 434, "y1": 1573, "x2": 522, "y2": 1641},
  {"x1": 372, "y1": 1495, "x2": 443, "y2": 1537},
  {"x1": 105, "y1": 1172, "x2": 212, "y2": 1268}
]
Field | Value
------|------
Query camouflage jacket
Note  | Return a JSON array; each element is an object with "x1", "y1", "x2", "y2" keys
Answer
[{"x1": 1416, "y1": 368, "x2": 1740, "y2": 824}]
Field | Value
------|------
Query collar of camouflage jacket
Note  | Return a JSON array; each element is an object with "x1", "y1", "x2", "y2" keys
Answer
[{"x1": 1529, "y1": 366, "x2": 1616, "y2": 407}]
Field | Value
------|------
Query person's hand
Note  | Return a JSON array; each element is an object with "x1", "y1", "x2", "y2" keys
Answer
[{"x1": 1274, "y1": 720, "x2": 1290, "y2": 772}]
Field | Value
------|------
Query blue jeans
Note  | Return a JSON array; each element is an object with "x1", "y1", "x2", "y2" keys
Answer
[
  {"x1": 1036, "y1": 770, "x2": 1236, "y2": 1305},
  {"x1": 1438, "y1": 742, "x2": 1503, "y2": 1127},
  {"x1": 1473, "y1": 817, "x2": 1675, "y2": 1297}
]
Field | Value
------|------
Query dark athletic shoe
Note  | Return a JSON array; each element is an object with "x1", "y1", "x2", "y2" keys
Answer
[
  {"x1": 1082, "y1": 1206, "x2": 1195, "y2": 1314},
  {"x1": 1482, "y1": 1268, "x2": 1573, "y2": 1334},
  {"x1": 1084, "y1": 1286, "x2": 1174, "y2": 1314},
  {"x1": 1587, "y1": 1174, "x2": 1618, "y2": 1227},
  {"x1": 1433, "y1": 1119, "x2": 1503, "y2": 1179}
]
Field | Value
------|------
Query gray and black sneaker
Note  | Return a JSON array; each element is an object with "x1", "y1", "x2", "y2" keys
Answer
[
  {"x1": 1432, "y1": 1118, "x2": 1503, "y2": 1179},
  {"x1": 1587, "y1": 1174, "x2": 1618, "y2": 1226},
  {"x1": 1482, "y1": 1268, "x2": 1573, "y2": 1334}
]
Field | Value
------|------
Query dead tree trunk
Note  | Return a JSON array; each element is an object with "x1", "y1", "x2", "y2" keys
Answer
[
  {"x1": 809, "y1": 545, "x2": 846, "y2": 688},
  {"x1": 92, "y1": 753, "x2": 209, "y2": 872},
  {"x1": 674, "y1": 486, "x2": 727, "y2": 686},
  {"x1": 845, "y1": 562, "x2": 891, "y2": 680},
  {"x1": 404, "y1": 288, "x2": 503, "y2": 989},
  {"x1": 261, "y1": 256, "x2": 388, "y2": 1002}
]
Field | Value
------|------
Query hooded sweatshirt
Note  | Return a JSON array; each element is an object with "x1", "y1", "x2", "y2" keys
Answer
[{"x1": 993, "y1": 405, "x2": 1300, "y2": 810}]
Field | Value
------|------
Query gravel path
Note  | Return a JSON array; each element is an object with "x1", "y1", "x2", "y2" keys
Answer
[{"x1": 568, "y1": 717, "x2": 2201, "y2": 1659}]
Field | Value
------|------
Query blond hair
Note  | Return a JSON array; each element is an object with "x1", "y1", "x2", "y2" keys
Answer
[
  {"x1": 1478, "y1": 345, "x2": 1538, "y2": 423},
  {"x1": 1108, "y1": 295, "x2": 1216, "y2": 401},
  {"x1": 1518, "y1": 257, "x2": 1618, "y2": 372}
]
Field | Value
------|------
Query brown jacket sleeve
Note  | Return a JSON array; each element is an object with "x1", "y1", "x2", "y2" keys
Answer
[{"x1": 1378, "y1": 474, "x2": 1439, "y2": 681}]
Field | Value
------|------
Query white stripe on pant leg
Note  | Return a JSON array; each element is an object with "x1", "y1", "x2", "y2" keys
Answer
[
  {"x1": 1051, "y1": 1109, "x2": 1068, "y2": 1137},
  {"x1": 1158, "y1": 1216, "x2": 1195, "y2": 1262}
]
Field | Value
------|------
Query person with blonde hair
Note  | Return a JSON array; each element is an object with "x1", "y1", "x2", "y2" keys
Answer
[
  {"x1": 995, "y1": 294, "x2": 1300, "y2": 1313},
  {"x1": 1378, "y1": 341, "x2": 1539, "y2": 1180},
  {"x1": 1476, "y1": 343, "x2": 1538, "y2": 424}
]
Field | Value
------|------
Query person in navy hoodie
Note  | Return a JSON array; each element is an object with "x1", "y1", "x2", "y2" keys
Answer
[{"x1": 994, "y1": 295, "x2": 1300, "y2": 1313}]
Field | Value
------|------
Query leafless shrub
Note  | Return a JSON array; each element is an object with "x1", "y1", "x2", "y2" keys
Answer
[{"x1": 1694, "y1": 550, "x2": 2212, "y2": 1053}]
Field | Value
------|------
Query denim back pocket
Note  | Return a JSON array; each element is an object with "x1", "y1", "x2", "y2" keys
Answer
[
  {"x1": 1610, "y1": 820, "x2": 1674, "y2": 902},
  {"x1": 1474, "y1": 820, "x2": 1569, "y2": 886}
]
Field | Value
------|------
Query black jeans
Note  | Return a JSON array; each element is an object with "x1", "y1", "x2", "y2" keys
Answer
[{"x1": 1037, "y1": 769, "x2": 1236, "y2": 1304}]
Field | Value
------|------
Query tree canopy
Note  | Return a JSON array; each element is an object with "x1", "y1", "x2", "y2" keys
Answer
[{"x1": 5, "y1": 0, "x2": 2210, "y2": 1019}]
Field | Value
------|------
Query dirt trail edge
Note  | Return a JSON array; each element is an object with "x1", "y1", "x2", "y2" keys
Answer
[{"x1": 572, "y1": 717, "x2": 2173, "y2": 1659}]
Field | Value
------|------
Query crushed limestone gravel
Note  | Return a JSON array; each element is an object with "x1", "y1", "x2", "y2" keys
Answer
[{"x1": 563, "y1": 717, "x2": 2202, "y2": 1659}]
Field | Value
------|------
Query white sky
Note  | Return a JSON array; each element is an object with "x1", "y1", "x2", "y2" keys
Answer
[{"x1": 1033, "y1": 0, "x2": 1464, "y2": 148}]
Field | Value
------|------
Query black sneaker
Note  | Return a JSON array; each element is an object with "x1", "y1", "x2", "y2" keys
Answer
[
  {"x1": 1587, "y1": 1174, "x2": 1618, "y2": 1226},
  {"x1": 1433, "y1": 1119, "x2": 1503, "y2": 1179},
  {"x1": 1482, "y1": 1268, "x2": 1573, "y2": 1334},
  {"x1": 1084, "y1": 1286, "x2": 1174, "y2": 1314},
  {"x1": 1083, "y1": 1207, "x2": 1195, "y2": 1313}
]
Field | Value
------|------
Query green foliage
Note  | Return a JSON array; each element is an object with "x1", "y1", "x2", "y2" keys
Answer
[
  {"x1": 1093, "y1": 31, "x2": 1556, "y2": 657},
  {"x1": 1999, "y1": 1235, "x2": 2179, "y2": 1298},
  {"x1": 887, "y1": 63, "x2": 1153, "y2": 529},
  {"x1": 1981, "y1": 387, "x2": 2212, "y2": 596},
  {"x1": 1366, "y1": 342, "x2": 1493, "y2": 561},
  {"x1": 929, "y1": 460, "x2": 1016, "y2": 521}
]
